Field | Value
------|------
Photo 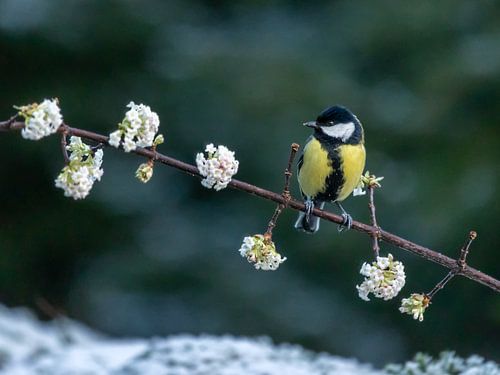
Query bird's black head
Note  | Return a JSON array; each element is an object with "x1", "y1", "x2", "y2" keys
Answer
[
  {"x1": 316, "y1": 105, "x2": 357, "y2": 125},
  {"x1": 303, "y1": 105, "x2": 363, "y2": 144}
]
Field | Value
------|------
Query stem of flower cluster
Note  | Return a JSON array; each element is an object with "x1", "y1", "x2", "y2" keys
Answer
[
  {"x1": 60, "y1": 125, "x2": 70, "y2": 164},
  {"x1": 368, "y1": 186, "x2": 381, "y2": 258}
]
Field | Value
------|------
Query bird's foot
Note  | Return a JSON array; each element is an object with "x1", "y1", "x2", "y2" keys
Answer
[
  {"x1": 305, "y1": 199, "x2": 314, "y2": 218},
  {"x1": 338, "y1": 213, "x2": 352, "y2": 232}
]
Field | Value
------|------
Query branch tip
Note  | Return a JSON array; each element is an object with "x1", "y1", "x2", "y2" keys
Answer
[{"x1": 457, "y1": 230, "x2": 477, "y2": 270}]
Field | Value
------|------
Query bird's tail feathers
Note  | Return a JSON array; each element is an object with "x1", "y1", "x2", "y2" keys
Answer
[{"x1": 294, "y1": 201, "x2": 325, "y2": 234}]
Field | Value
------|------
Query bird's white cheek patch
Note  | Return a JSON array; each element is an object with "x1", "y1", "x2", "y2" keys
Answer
[{"x1": 321, "y1": 122, "x2": 355, "y2": 142}]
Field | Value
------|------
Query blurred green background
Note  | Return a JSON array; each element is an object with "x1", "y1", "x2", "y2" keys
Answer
[{"x1": 0, "y1": 0, "x2": 499, "y2": 367}]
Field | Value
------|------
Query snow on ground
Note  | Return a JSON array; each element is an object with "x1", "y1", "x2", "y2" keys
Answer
[
  {"x1": 0, "y1": 305, "x2": 498, "y2": 374},
  {"x1": 0, "y1": 305, "x2": 380, "y2": 374}
]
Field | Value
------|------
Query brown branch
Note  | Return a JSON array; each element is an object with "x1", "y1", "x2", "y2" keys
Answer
[
  {"x1": 1, "y1": 119, "x2": 499, "y2": 294},
  {"x1": 426, "y1": 231, "x2": 478, "y2": 299},
  {"x1": 368, "y1": 186, "x2": 380, "y2": 257},
  {"x1": 265, "y1": 143, "x2": 299, "y2": 238}
]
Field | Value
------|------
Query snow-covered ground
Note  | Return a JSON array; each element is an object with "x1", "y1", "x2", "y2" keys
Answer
[
  {"x1": 0, "y1": 305, "x2": 497, "y2": 374},
  {"x1": 0, "y1": 305, "x2": 379, "y2": 374}
]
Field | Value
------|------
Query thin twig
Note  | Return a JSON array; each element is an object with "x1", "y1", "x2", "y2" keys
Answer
[
  {"x1": 426, "y1": 230, "x2": 478, "y2": 299},
  {"x1": 60, "y1": 125, "x2": 70, "y2": 164},
  {"x1": 457, "y1": 230, "x2": 477, "y2": 270},
  {"x1": 265, "y1": 143, "x2": 299, "y2": 237},
  {"x1": 368, "y1": 186, "x2": 380, "y2": 257},
  {"x1": 427, "y1": 270, "x2": 455, "y2": 299},
  {"x1": 283, "y1": 143, "x2": 300, "y2": 198},
  {"x1": 1, "y1": 119, "x2": 499, "y2": 293},
  {"x1": 0, "y1": 114, "x2": 18, "y2": 131}
]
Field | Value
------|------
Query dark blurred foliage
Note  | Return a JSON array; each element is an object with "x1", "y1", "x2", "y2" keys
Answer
[{"x1": 0, "y1": 0, "x2": 499, "y2": 366}]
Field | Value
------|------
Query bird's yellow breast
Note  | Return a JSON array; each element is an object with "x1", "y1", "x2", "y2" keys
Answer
[
  {"x1": 298, "y1": 138, "x2": 333, "y2": 197},
  {"x1": 336, "y1": 143, "x2": 366, "y2": 201}
]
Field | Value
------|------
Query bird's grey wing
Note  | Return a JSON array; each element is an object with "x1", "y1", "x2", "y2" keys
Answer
[
  {"x1": 296, "y1": 135, "x2": 313, "y2": 174},
  {"x1": 297, "y1": 153, "x2": 307, "y2": 199},
  {"x1": 297, "y1": 136, "x2": 313, "y2": 199},
  {"x1": 297, "y1": 153, "x2": 304, "y2": 172}
]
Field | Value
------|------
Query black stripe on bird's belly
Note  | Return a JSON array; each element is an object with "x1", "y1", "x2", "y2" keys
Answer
[{"x1": 314, "y1": 146, "x2": 344, "y2": 202}]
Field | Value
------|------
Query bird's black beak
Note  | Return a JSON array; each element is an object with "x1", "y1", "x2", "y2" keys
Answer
[{"x1": 303, "y1": 121, "x2": 318, "y2": 129}]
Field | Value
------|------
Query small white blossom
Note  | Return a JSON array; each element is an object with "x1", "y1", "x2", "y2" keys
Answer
[
  {"x1": 205, "y1": 143, "x2": 217, "y2": 154},
  {"x1": 108, "y1": 102, "x2": 160, "y2": 152},
  {"x1": 54, "y1": 136, "x2": 103, "y2": 200},
  {"x1": 123, "y1": 136, "x2": 136, "y2": 153},
  {"x1": 399, "y1": 293, "x2": 430, "y2": 322},
  {"x1": 356, "y1": 253, "x2": 406, "y2": 301},
  {"x1": 136, "y1": 162, "x2": 154, "y2": 183},
  {"x1": 238, "y1": 234, "x2": 286, "y2": 271},
  {"x1": 353, "y1": 171, "x2": 384, "y2": 197},
  {"x1": 352, "y1": 185, "x2": 366, "y2": 196},
  {"x1": 196, "y1": 143, "x2": 239, "y2": 191},
  {"x1": 108, "y1": 130, "x2": 121, "y2": 148},
  {"x1": 17, "y1": 99, "x2": 63, "y2": 140}
]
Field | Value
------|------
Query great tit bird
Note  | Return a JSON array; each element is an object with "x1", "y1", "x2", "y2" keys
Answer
[{"x1": 295, "y1": 105, "x2": 366, "y2": 233}]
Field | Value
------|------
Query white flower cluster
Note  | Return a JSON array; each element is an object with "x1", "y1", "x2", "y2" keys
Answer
[
  {"x1": 196, "y1": 144, "x2": 239, "y2": 191},
  {"x1": 399, "y1": 293, "x2": 430, "y2": 322},
  {"x1": 17, "y1": 99, "x2": 63, "y2": 140},
  {"x1": 108, "y1": 102, "x2": 160, "y2": 152},
  {"x1": 238, "y1": 234, "x2": 286, "y2": 271},
  {"x1": 356, "y1": 253, "x2": 406, "y2": 301},
  {"x1": 54, "y1": 136, "x2": 103, "y2": 200}
]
